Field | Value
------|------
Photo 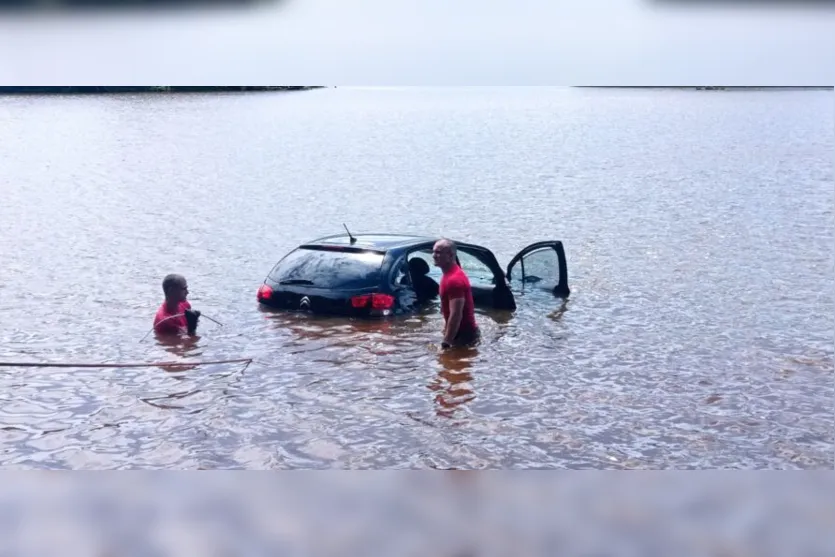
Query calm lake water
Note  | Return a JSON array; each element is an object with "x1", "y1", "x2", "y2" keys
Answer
[{"x1": 0, "y1": 86, "x2": 831, "y2": 469}]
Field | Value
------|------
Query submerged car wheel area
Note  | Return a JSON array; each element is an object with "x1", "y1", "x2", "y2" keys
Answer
[{"x1": 257, "y1": 232, "x2": 570, "y2": 318}]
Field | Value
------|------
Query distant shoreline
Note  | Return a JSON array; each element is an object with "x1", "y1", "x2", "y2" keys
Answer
[
  {"x1": 575, "y1": 86, "x2": 831, "y2": 91},
  {"x1": 0, "y1": 86, "x2": 326, "y2": 95},
  {"x1": 2, "y1": 86, "x2": 828, "y2": 96}
]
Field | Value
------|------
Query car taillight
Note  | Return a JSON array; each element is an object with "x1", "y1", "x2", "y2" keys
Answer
[
  {"x1": 371, "y1": 293, "x2": 394, "y2": 309},
  {"x1": 351, "y1": 293, "x2": 394, "y2": 310},
  {"x1": 257, "y1": 284, "x2": 273, "y2": 300},
  {"x1": 351, "y1": 295, "x2": 370, "y2": 308}
]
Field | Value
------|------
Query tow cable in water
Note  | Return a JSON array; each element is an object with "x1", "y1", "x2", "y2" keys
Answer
[{"x1": 0, "y1": 313, "x2": 248, "y2": 370}]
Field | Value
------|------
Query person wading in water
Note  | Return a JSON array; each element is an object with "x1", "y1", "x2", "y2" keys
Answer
[
  {"x1": 153, "y1": 274, "x2": 201, "y2": 336},
  {"x1": 432, "y1": 239, "x2": 479, "y2": 349}
]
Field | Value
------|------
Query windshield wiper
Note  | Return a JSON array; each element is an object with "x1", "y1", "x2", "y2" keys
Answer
[{"x1": 279, "y1": 279, "x2": 315, "y2": 285}]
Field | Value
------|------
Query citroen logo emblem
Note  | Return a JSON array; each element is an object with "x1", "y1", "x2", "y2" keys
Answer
[{"x1": 299, "y1": 296, "x2": 311, "y2": 309}]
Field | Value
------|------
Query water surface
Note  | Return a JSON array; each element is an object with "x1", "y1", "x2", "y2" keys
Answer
[{"x1": 0, "y1": 86, "x2": 831, "y2": 468}]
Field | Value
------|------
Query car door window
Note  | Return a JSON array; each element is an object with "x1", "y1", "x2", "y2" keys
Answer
[
  {"x1": 385, "y1": 256, "x2": 407, "y2": 287},
  {"x1": 456, "y1": 250, "x2": 496, "y2": 288},
  {"x1": 407, "y1": 251, "x2": 442, "y2": 280},
  {"x1": 404, "y1": 250, "x2": 441, "y2": 302},
  {"x1": 506, "y1": 242, "x2": 569, "y2": 298},
  {"x1": 513, "y1": 248, "x2": 558, "y2": 285}
]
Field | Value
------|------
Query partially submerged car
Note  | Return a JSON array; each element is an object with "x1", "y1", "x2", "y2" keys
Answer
[{"x1": 256, "y1": 232, "x2": 569, "y2": 318}]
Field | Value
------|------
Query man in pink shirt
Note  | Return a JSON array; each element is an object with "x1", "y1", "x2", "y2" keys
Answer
[
  {"x1": 153, "y1": 274, "x2": 200, "y2": 336},
  {"x1": 432, "y1": 239, "x2": 479, "y2": 349}
]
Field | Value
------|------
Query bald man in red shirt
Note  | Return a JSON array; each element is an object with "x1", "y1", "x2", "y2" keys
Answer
[
  {"x1": 153, "y1": 274, "x2": 200, "y2": 336},
  {"x1": 432, "y1": 239, "x2": 479, "y2": 349}
]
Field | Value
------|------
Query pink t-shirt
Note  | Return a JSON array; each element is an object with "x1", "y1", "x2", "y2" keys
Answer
[{"x1": 153, "y1": 300, "x2": 192, "y2": 335}]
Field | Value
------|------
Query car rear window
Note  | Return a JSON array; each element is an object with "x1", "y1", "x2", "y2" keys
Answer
[{"x1": 268, "y1": 247, "x2": 385, "y2": 290}]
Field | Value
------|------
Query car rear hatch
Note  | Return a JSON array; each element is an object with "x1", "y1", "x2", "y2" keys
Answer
[
  {"x1": 264, "y1": 284, "x2": 381, "y2": 316},
  {"x1": 259, "y1": 245, "x2": 393, "y2": 316}
]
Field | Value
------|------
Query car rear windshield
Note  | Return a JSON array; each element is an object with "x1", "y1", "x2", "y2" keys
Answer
[{"x1": 268, "y1": 247, "x2": 385, "y2": 290}]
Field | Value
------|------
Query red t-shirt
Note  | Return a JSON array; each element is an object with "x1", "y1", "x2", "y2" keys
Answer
[
  {"x1": 440, "y1": 265, "x2": 478, "y2": 334},
  {"x1": 153, "y1": 300, "x2": 192, "y2": 335}
]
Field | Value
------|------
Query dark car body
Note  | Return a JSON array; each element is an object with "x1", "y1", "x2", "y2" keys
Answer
[{"x1": 257, "y1": 233, "x2": 570, "y2": 318}]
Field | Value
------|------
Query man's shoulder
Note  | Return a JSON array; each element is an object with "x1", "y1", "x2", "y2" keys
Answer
[
  {"x1": 451, "y1": 267, "x2": 471, "y2": 285},
  {"x1": 442, "y1": 269, "x2": 471, "y2": 291},
  {"x1": 153, "y1": 303, "x2": 171, "y2": 328}
]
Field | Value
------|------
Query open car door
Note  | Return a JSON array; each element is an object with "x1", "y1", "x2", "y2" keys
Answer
[
  {"x1": 505, "y1": 241, "x2": 570, "y2": 298},
  {"x1": 447, "y1": 242, "x2": 517, "y2": 311}
]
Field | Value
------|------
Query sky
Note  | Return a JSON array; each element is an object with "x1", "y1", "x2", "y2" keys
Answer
[{"x1": 0, "y1": 0, "x2": 832, "y2": 84}]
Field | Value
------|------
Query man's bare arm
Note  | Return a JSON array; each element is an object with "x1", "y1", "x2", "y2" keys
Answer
[{"x1": 443, "y1": 297, "x2": 465, "y2": 345}]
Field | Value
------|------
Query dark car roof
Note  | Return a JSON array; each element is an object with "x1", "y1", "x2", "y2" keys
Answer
[{"x1": 302, "y1": 233, "x2": 440, "y2": 252}]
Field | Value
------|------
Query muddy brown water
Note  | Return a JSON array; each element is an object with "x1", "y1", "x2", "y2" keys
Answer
[{"x1": 0, "y1": 87, "x2": 831, "y2": 468}]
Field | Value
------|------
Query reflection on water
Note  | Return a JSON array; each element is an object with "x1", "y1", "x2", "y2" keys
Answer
[
  {"x1": 0, "y1": 87, "x2": 831, "y2": 468},
  {"x1": 153, "y1": 333, "x2": 204, "y2": 372},
  {"x1": 547, "y1": 299, "x2": 569, "y2": 322},
  {"x1": 431, "y1": 349, "x2": 477, "y2": 419}
]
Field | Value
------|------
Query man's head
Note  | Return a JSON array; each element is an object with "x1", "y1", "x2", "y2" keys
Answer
[
  {"x1": 162, "y1": 273, "x2": 188, "y2": 303},
  {"x1": 432, "y1": 238, "x2": 457, "y2": 271}
]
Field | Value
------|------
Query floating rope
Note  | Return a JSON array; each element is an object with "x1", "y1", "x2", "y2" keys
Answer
[
  {"x1": 201, "y1": 314, "x2": 224, "y2": 327},
  {"x1": 0, "y1": 358, "x2": 252, "y2": 369}
]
